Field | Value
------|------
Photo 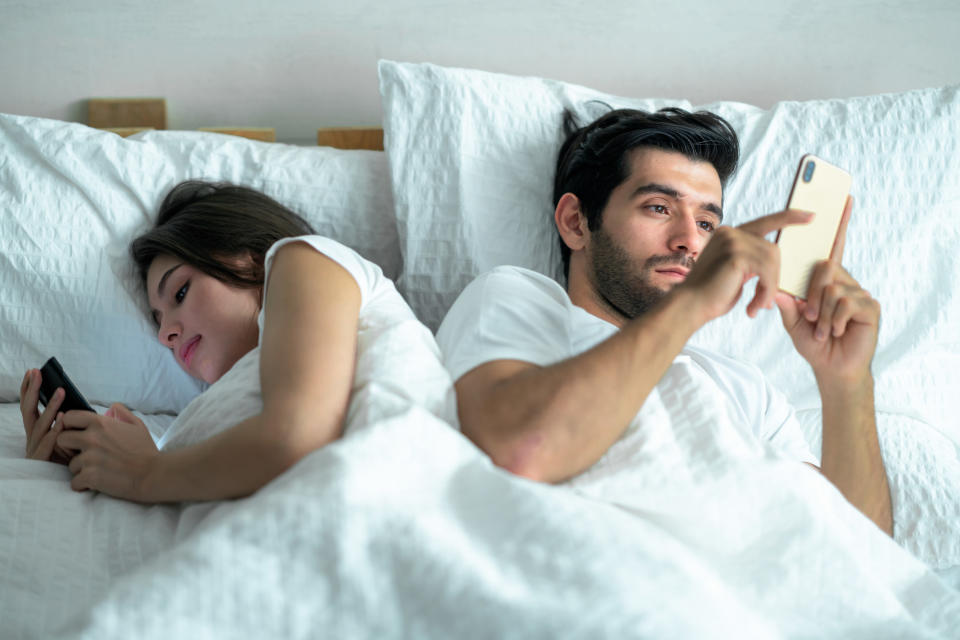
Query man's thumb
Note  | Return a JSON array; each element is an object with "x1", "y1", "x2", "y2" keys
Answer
[{"x1": 775, "y1": 292, "x2": 801, "y2": 329}]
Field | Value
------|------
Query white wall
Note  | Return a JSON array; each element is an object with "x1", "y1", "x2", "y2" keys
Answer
[{"x1": 2, "y1": 0, "x2": 957, "y2": 144}]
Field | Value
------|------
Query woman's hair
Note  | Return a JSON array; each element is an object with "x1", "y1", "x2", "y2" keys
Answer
[
  {"x1": 131, "y1": 181, "x2": 315, "y2": 296},
  {"x1": 553, "y1": 106, "x2": 740, "y2": 277}
]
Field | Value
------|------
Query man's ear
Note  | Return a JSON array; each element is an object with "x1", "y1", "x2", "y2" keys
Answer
[{"x1": 555, "y1": 193, "x2": 589, "y2": 252}]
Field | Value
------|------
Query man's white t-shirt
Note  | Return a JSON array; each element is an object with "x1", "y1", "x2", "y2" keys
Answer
[{"x1": 436, "y1": 266, "x2": 816, "y2": 465}]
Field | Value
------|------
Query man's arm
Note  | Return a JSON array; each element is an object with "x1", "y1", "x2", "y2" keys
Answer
[
  {"x1": 456, "y1": 210, "x2": 814, "y2": 483},
  {"x1": 775, "y1": 198, "x2": 892, "y2": 534},
  {"x1": 820, "y1": 376, "x2": 891, "y2": 533},
  {"x1": 775, "y1": 270, "x2": 892, "y2": 534},
  {"x1": 456, "y1": 286, "x2": 702, "y2": 483}
]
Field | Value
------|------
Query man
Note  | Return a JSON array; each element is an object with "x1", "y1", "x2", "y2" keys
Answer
[{"x1": 436, "y1": 108, "x2": 892, "y2": 535}]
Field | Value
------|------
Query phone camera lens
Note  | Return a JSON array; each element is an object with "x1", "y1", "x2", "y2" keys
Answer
[{"x1": 803, "y1": 161, "x2": 816, "y2": 182}]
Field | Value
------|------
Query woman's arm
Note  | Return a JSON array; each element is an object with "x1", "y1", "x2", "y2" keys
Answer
[{"x1": 58, "y1": 242, "x2": 361, "y2": 502}]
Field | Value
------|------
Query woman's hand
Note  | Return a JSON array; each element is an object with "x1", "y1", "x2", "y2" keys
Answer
[
  {"x1": 56, "y1": 404, "x2": 161, "y2": 502},
  {"x1": 20, "y1": 368, "x2": 71, "y2": 463}
]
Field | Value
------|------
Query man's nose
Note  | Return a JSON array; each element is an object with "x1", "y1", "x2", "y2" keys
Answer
[{"x1": 668, "y1": 214, "x2": 703, "y2": 255}]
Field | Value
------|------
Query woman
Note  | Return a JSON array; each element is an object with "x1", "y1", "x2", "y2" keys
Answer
[{"x1": 19, "y1": 180, "x2": 445, "y2": 502}]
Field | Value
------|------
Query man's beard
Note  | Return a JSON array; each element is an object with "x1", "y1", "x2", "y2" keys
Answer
[{"x1": 588, "y1": 226, "x2": 694, "y2": 320}]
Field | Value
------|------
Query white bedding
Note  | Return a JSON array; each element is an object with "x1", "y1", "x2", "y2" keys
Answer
[
  {"x1": 1, "y1": 351, "x2": 956, "y2": 638},
  {"x1": 3, "y1": 345, "x2": 959, "y2": 637},
  {"x1": 0, "y1": 405, "x2": 185, "y2": 638}
]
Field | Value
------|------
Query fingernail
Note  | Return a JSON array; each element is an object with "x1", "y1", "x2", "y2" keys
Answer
[{"x1": 816, "y1": 328, "x2": 825, "y2": 340}]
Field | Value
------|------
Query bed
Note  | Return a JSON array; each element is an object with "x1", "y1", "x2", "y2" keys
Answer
[{"x1": 1, "y1": 60, "x2": 959, "y2": 638}]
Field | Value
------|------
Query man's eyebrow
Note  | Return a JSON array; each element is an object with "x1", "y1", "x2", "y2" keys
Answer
[{"x1": 630, "y1": 183, "x2": 723, "y2": 222}]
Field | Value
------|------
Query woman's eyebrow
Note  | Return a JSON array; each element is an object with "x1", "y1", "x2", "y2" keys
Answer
[{"x1": 157, "y1": 263, "x2": 183, "y2": 297}]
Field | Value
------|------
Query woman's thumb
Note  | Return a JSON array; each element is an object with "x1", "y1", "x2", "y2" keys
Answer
[{"x1": 108, "y1": 403, "x2": 136, "y2": 424}]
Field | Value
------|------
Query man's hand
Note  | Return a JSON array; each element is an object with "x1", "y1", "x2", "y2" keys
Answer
[
  {"x1": 774, "y1": 197, "x2": 880, "y2": 384},
  {"x1": 680, "y1": 209, "x2": 815, "y2": 324},
  {"x1": 56, "y1": 404, "x2": 160, "y2": 502}
]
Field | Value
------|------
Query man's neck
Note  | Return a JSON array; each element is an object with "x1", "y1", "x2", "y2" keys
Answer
[{"x1": 565, "y1": 269, "x2": 628, "y2": 329}]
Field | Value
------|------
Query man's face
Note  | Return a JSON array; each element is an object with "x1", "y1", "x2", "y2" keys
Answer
[{"x1": 583, "y1": 147, "x2": 723, "y2": 320}]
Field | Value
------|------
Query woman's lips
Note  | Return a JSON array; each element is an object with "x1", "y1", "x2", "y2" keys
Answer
[{"x1": 180, "y1": 336, "x2": 201, "y2": 367}]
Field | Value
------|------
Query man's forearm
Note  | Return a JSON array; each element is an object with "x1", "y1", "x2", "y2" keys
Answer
[
  {"x1": 459, "y1": 287, "x2": 706, "y2": 483},
  {"x1": 818, "y1": 374, "x2": 893, "y2": 535}
]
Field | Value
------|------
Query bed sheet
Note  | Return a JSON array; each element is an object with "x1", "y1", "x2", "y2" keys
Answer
[
  {"x1": 3, "y1": 369, "x2": 960, "y2": 638},
  {"x1": 0, "y1": 403, "x2": 187, "y2": 638}
]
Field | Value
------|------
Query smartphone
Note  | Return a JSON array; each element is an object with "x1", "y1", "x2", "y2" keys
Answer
[
  {"x1": 38, "y1": 357, "x2": 95, "y2": 413},
  {"x1": 776, "y1": 154, "x2": 851, "y2": 299}
]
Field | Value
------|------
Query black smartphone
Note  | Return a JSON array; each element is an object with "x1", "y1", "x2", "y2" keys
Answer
[{"x1": 38, "y1": 357, "x2": 95, "y2": 413}]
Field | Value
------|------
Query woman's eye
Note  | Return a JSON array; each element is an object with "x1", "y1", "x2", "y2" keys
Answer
[{"x1": 175, "y1": 282, "x2": 189, "y2": 304}]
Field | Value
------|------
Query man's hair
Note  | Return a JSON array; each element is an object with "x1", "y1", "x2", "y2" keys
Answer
[
  {"x1": 131, "y1": 181, "x2": 315, "y2": 298},
  {"x1": 552, "y1": 107, "x2": 740, "y2": 277}
]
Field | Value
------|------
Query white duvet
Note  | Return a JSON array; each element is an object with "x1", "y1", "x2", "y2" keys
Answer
[{"x1": 2, "y1": 346, "x2": 959, "y2": 638}]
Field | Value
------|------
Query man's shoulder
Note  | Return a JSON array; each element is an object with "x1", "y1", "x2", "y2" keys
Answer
[
  {"x1": 455, "y1": 266, "x2": 569, "y2": 307},
  {"x1": 478, "y1": 265, "x2": 565, "y2": 290},
  {"x1": 437, "y1": 266, "x2": 575, "y2": 379}
]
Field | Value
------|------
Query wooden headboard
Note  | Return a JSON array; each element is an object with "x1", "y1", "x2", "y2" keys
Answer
[{"x1": 87, "y1": 97, "x2": 384, "y2": 150}]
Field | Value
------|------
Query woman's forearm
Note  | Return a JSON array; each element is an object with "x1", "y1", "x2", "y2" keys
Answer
[{"x1": 142, "y1": 410, "x2": 337, "y2": 502}]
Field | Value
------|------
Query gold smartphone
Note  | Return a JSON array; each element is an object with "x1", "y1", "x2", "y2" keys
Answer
[{"x1": 776, "y1": 154, "x2": 851, "y2": 298}]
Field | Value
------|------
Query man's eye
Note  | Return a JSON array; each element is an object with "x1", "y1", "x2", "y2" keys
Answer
[
  {"x1": 698, "y1": 221, "x2": 716, "y2": 232},
  {"x1": 175, "y1": 282, "x2": 189, "y2": 303},
  {"x1": 648, "y1": 205, "x2": 668, "y2": 214}
]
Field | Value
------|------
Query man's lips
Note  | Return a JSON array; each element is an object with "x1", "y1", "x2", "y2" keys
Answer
[
  {"x1": 180, "y1": 336, "x2": 201, "y2": 366},
  {"x1": 654, "y1": 267, "x2": 689, "y2": 279}
]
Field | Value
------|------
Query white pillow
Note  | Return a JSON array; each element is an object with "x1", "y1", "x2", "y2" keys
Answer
[
  {"x1": 379, "y1": 60, "x2": 960, "y2": 444},
  {"x1": 0, "y1": 114, "x2": 399, "y2": 414}
]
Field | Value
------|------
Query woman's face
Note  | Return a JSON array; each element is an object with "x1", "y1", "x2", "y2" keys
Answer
[{"x1": 146, "y1": 254, "x2": 261, "y2": 384}]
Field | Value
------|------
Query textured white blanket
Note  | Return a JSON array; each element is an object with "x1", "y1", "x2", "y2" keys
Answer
[{"x1": 3, "y1": 353, "x2": 950, "y2": 639}]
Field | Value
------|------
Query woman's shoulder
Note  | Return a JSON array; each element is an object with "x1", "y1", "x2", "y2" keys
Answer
[
  {"x1": 267, "y1": 235, "x2": 368, "y2": 271},
  {"x1": 266, "y1": 235, "x2": 392, "y2": 300},
  {"x1": 262, "y1": 236, "x2": 423, "y2": 333}
]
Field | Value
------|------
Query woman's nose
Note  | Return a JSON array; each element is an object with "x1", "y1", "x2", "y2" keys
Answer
[{"x1": 158, "y1": 319, "x2": 181, "y2": 348}]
